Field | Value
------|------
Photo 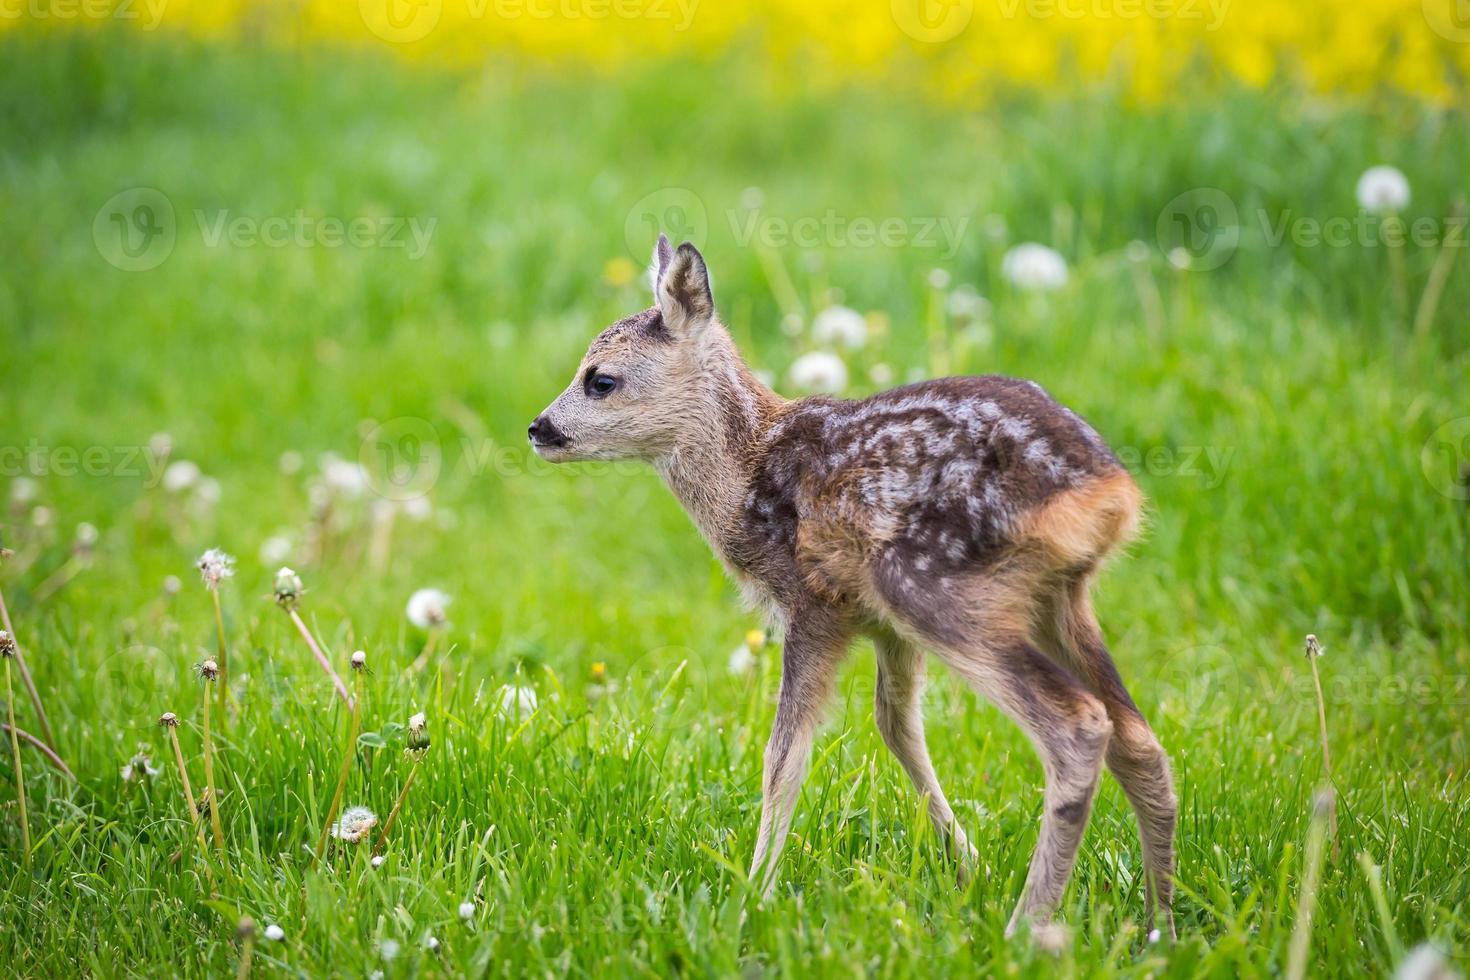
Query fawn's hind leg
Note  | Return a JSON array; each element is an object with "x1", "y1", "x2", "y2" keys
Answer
[
  {"x1": 749, "y1": 609, "x2": 854, "y2": 897},
  {"x1": 927, "y1": 629, "x2": 1113, "y2": 936},
  {"x1": 872, "y1": 629, "x2": 978, "y2": 877},
  {"x1": 1035, "y1": 581, "x2": 1178, "y2": 938}
]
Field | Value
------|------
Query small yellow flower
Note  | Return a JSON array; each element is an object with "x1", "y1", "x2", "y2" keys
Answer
[
  {"x1": 602, "y1": 257, "x2": 637, "y2": 288},
  {"x1": 591, "y1": 661, "x2": 607, "y2": 683},
  {"x1": 744, "y1": 629, "x2": 767, "y2": 652}
]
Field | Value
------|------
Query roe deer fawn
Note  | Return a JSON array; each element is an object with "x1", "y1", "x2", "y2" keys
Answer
[{"x1": 529, "y1": 235, "x2": 1177, "y2": 937}]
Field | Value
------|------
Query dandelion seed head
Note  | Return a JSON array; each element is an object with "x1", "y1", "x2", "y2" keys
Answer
[
  {"x1": 197, "y1": 659, "x2": 220, "y2": 682},
  {"x1": 379, "y1": 939, "x2": 400, "y2": 961},
  {"x1": 458, "y1": 901, "x2": 476, "y2": 921},
  {"x1": 424, "y1": 935, "x2": 440, "y2": 951},
  {"x1": 162, "y1": 460, "x2": 201, "y2": 493},
  {"x1": 236, "y1": 917, "x2": 255, "y2": 941},
  {"x1": 162, "y1": 575, "x2": 183, "y2": 596},
  {"x1": 1002, "y1": 243, "x2": 1069, "y2": 291},
  {"x1": 1356, "y1": 165, "x2": 1410, "y2": 214},
  {"x1": 495, "y1": 686, "x2": 538, "y2": 722},
  {"x1": 75, "y1": 522, "x2": 99, "y2": 548},
  {"x1": 788, "y1": 351, "x2": 848, "y2": 394},
  {"x1": 351, "y1": 650, "x2": 368, "y2": 672},
  {"x1": 196, "y1": 548, "x2": 236, "y2": 590},
  {"x1": 158, "y1": 711, "x2": 180, "y2": 728},
  {"x1": 1304, "y1": 634, "x2": 1324, "y2": 659},
  {"x1": 258, "y1": 534, "x2": 292, "y2": 566},
  {"x1": 406, "y1": 588, "x2": 451, "y2": 629},
  {"x1": 273, "y1": 566, "x2": 303, "y2": 609},
  {"x1": 727, "y1": 644, "x2": 756, "y2": 676},
  {"x1": 811, "y1": 305, "x2": 868, "y2": 349},
  {"x1": 0, "y1": 631, "x2": 15, "y2": 658},
  {"x1": 9, "y1": 476, "x2": 39, "y2": 504},
  {"x1": 371, "y1": 854, "x2": 386, "y2": 868},
  {"x1": 1032, "y1": 921, "x2": 1070, "y2": 956},
  {"x1": 330, "y1": 805, "x2": 379, "y2": 844},
  {"x1": 264, "y1": 924, "x2": 285, "y2": 942}
]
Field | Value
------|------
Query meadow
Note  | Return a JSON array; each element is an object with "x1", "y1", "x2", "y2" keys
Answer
[{"x1": 1, "y1": 18, "x2": 1469, "y2": 978}]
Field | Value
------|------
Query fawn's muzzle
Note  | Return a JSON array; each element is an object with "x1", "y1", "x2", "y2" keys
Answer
[{"x1": 527, "y1": 415, "x2": 568, "y2": 449}]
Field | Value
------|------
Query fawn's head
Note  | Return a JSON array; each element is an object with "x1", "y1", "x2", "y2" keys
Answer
[{"x1": 529, "y1": 235, "x2": 723, "y2": 462}]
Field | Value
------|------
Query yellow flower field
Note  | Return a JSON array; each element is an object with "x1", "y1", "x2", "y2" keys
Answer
[{"x1": 4, "y1": 0, "x2": 1467, "y2": 102}]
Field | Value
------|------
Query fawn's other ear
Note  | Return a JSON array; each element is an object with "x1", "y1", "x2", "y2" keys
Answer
[{"x1": 656, "y1": 240, "x2": 715, "y2": 337}]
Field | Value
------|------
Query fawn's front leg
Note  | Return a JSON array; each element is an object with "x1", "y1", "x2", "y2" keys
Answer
[{"x1": 748, "y1": 611, "x2": 853, "y2": 897}]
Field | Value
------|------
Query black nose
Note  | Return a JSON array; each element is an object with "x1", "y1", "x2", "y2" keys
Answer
[{"x1": 528, "y1": 415, "x2": 566, "y2": 447}]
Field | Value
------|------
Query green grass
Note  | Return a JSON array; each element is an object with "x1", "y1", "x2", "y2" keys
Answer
[{"x1": 1, "y1": 29, "x2": 1469, "y2": 977}]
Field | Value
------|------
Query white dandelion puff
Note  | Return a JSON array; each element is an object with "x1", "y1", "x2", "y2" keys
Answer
[
  {"x1": 787, "y1": 351, "x2": 848, "y2": 394},
  {"x1": 161, "y1": 460, "x2": 201, "y2": 493},
  {"x1": 727, "y1": 644, "x2": 757, "y2": 676},
  {"x1": 258, "y1": 534, "x2": 292, "y2": 566},
  {"x1": 1002, "y1": 243, "x2": 1069, "y2": 291},
  {"x1": 196, "y1": 548, "x2": 236, "y2": 590},
  {"x1": 458, "y1": 901, "x2": 476, "y2": 921},
  {"x1": 330, "y1": 805, "x2": 379, "y2": 844},
  {"x1": 264, "y1": 924, "x2": 285, "y2": 942},
  {"x1": 1356, "y1": 165, "x2": 1410, "y2": 214},
  {"x1": 496, "y1": 685, "x2": 538, "y2": 721},
  {"x1": 318, "y1": 453, "x2": 369, "y2": 497},
  {"x1": 406, "y1": 588, "x2": 451, "y2": 629},
  {"x1": 811, "y1": 305, "x2": 868, "y2": 349}
]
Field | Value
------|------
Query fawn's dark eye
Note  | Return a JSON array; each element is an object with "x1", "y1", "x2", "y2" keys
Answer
[{"x1": 584, "y1": 371, "x2": 620, "y2": 399}]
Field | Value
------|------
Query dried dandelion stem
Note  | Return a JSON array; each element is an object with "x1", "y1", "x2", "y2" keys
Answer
[
  {"x1": 1287, "y1": 788, "x2": 1333, "y2": 980},
  {"x1": 0, "y1": 589, "x2": 57, "y2": 751},
  {"x1": 1304, "y1": 635, "x2": 1338, "y2": 855},
  {"x1": 162, "y1": 714, "x2": 212, "y2": 879},
  {"x1": 315, "y1": 661, "x2": 365, "y2": 860},
  {"x1": 4, "y1": 654, "x2": 31, "y2": 866},
  {"x1": 287, "y1": 610, "x2": 351, "y2": 707},
  {"x1": 200, "y1": 670, "x2": 227, "y2": 854},
  {"x1": 373, "y1": 757, "x2": 422, "y2": 855},
  {"x1": 0, "y1": 722, "x2": 74, "y2": 780},
  {"x1": 211, "y1": 589, "x2": 230, "y2": 713}
]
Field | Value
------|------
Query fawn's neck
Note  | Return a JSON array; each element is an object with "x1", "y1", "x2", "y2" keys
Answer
[{"x1": 654, "y1": 329, "x2": 785, "y2": 560}]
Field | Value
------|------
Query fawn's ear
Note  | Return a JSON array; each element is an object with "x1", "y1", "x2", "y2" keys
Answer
[
  {"x1": 649, "y1": 233, "x2": 674, "y2": 301},
  {"x1": 655, "y1": 240, "x2": 715, "y2": 337}
]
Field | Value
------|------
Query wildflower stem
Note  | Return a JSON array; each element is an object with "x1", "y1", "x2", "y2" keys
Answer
[
  {"x1": 314, "y1": 669, "x2": 364, "y2": 861},
  {"x1": 166, "y1": 725, "x2": 214, "y2": 884},
  {"x1": 373, "y1": 757, "x2": 423, "y2": 855},
  {"x1": 1286, "y1": 789, "x2": 1333, "y2": 980},
  {"x1": 1306, "y1": 645, "x2": 1338, "y2": 856},
  {"x1": 410, "y1": 628, "x2": 440, "y2": 673},
  {"x1": 4, "y1": 658, "x2": 31, "y2": 866},
  {"x1": 0, "y1": 586, "x2": 58, "y2": 751},
  {"x1": 235, "y1": 927, "x2": 256, "y2": 980},
  {"x1": 1413, "y1": 201, "x2": 1465, "y2": 341},
  {"x1": 287, "y1": 609, "x2": 352, "y2": 706},
  {"x1": 0, "y1": 722, "x2": 75, "y2": 781},
  {"x1": 211, "y1": 589, "x2": 230, "y2": 714},
  {"x1": 202, "y1": 692, "x2": 226, "y2": 853}
]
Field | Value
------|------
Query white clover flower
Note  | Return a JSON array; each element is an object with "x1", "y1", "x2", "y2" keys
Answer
[
  {"x1": 319, "y1": 453, "x2": 369, "y2": 497},
  {"x1": 406, "y1": 588, "x2": 451, "y2": 629},
  {"x1": 9, "y1": 477, "x2": 39, "y2": 505},
  {"x1": 787, "y1": 351, "x2": 848, "y2": 394},
  {"x1": 161, "y1": 460, "x2": 201, "y2": 493},
  {"x1": 330, "y1": 805, "x2": 378, "y2": 844},
  {"x1": 496, "y1": 685, "x2": 538, "y2": 721},
  {"x1": 264, "y1": 924, "x2": 285, "y2": 942},
  {"x1": 1002, "y1": 243, "x2": 1069, "y2": 291},
  {"x1": 196, "y1": 548, "x2": 236, "y2": 590},
  {"x1": 258, "y1": 534, "x2": 292, "y2": 566},
  {"x1": 458, "y1": 901, "x2": 476, "y2": 921},
  {"x1": 727, "y1": 643, "x2": 757, "y2": 676},
  {"x1": 1356, "y1": 165, "x2": 1410, "y2": 214},
  {"x1": 811, "y1": 305, "x2": 868, "y2": 349}
]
